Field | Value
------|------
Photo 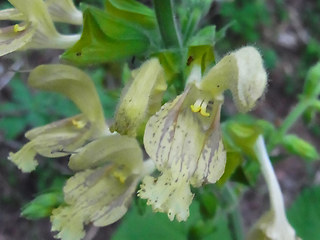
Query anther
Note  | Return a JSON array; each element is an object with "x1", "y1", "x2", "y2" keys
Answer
[
  {"x1": 13, "y1": 24, "x2": 26, "y2": 33},
  {"x1": 190, "y1": 99, "x2": 211, "y2": 117},
  {"x1": 72, "y1": 119, "x2": 86, "y2": 129},
  {"x1": 200, "y1": 101, "x2": 210, "y2": 117},
  {"x1": 190, "y1": 99, "x2": 202, "y2": 113},
  {"x1": 113, "y1": 170, "x2": 126, "y2": 183}
]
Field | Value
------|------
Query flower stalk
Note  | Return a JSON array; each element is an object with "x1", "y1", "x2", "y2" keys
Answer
[
  {"x1": 268, "y1": 97, "x2": 316, "y2": 151},
  {"x1": 153, "y1": 0, "x2": 181, "y2": 48}
]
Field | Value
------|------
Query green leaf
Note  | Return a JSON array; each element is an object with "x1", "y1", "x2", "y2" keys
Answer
[
  {"x1": 287, "y1": 186, "x2": 320, "y2": 240},
  {"x1": 61, "y1": 6, "x2": 150, "y2": 64},
  {"x1": 241, "y1": 159, "x2": 260, "y2": 186},
  {"x1": 188, "y1": 220, "x2": 215, "y2": 240},
  {"x1": 21, "y1": 191, "x2": 64, "y2": 220},
  {"x1": 282, "y1": 134, "x2": 319, "y2": 161},
  {"x1": 218, "y1": 151, "x2": 242, "y2": 185},
  {"x1": 188, "y1": 25, "x2": 216, "y2": 46},
  {"x1": 197, "y1": 187, "x2": 218, "y2": 219},
  {"x1": 255, "y1": 119, "x2": 276, "y2": 140},
  {"x1": 156, "y1": 49, "x2": 182, "y2": 84},
  {"x1": 223, "y1": 120, "x2": 262, "y2": 159},
  {"x1": 215, "y1": 21, "x2": 235, "y2": 42},
  {"x1": 112, "y1": 200, "x2": 232, "y2": 240},
  {"x1": 177, "y1": 0, "x2": 214, "y2": 44},
  {"x1": 89, "y1": 6, "x2": 148, "y2": 41},
  {"x1": 105, "y1": 0, "x2": 156, "y2": 29}
]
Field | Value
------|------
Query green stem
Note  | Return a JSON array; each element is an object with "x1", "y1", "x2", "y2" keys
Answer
[
  {"x1": 153, "y1": 0, "x2": 181, "y2": 48},
  {"x1": 268, "y1": 98, "x2": 315, "y2": 150},
  {"x1": 278, "y1": 99, "x2": 313, "y2": 135},
  {"x1": 224, "y1": 184, "x2": 244, "y2": 240}
]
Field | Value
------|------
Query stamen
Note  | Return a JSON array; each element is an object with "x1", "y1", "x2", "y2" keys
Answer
[
  {"x1": 72, "y1": 119, "x2": 86, "y2": 129},
  {"x1": 190, "y1": 99, "x2": 202, "y2": 113},
  {"x1": 13, "y1": 24, "x2": 26, "y2": 33},
  {"x1": 113, "y1": 170, "x2": 126, "y2": 184},
  {"x1": 200, "y1": 101, "x2": 210, "y2": 117},
  {"x1": 190, "y1": 99, "x2": 211, "y2": 117}
]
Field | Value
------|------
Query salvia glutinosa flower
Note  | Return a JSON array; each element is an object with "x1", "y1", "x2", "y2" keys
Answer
[
  {"x1": 8, "y1": 64, "x2": 107, "y2": 172},
  {"x1": 110, "y1": 58, "x2": 167, "y2": 137},
  {"x1": 0, "y1": 0, "x2": 81, "y2": 57},
  {"x1": 6, "y1": 63, "x2": 156, "y2": 240},
  {"x1": 138, "y1": 46, "x2": 267, "y2": 221},
  {"x1": 51, "y1": 134, "x2": 154, "y2": 240}
]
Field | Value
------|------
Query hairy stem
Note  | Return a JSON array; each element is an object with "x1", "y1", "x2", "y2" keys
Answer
[{"x1": 153, "y1": 0, "x2": 181, "y2": 48}]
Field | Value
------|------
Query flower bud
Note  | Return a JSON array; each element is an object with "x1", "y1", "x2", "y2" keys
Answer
[
  {"x1": 22, "y1": 192, "x2": 63, "y2": 220},
  {"x1": 303, "y1": 62, "x2": 320, "y2": 99},
  {"x1": 282, "y1": 134, "x2": 319, "y2": 161},
  {"x1": 110, "y1": 58, "x2": 167, "y2": 137}
]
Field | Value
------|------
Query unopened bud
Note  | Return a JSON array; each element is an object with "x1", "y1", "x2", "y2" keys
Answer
[
  {"x1": 303, "y1": 62, "x2": 320, "y2": 99},
  {"x1": 282, "y1": 134, "x2": 319, "y2": 161}
]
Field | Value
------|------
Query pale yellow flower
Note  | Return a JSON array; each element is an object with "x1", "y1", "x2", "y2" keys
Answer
[
  {"x1": 139, "y1": 46, "x2": 267, "y2": 221},
  {"x1": 51, "y1": 134, "x2": 154, "y2": 240},
  {"x1": 8, "y1": 64, "x2": 106, "y2": 172}
]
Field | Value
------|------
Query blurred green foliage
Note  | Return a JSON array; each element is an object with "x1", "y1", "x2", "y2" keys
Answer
[
  {"x1": 220, "y1": 0, "x2": 270, "y2": 42},
  {"x1": 288, "y1": 186, "x2": 320, "y2": 240},
  {"x1": 112, "y1": 200, "x2": 232, "y2": 240}
]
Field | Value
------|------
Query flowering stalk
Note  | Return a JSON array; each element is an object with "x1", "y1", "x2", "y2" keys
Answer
[{"x1": 153, "y1": 0, "x2": 181, "y2": 48}]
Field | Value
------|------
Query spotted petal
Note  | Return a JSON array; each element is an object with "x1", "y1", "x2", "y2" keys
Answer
[
  {"x1": 139, "y1": 172, "x2": 193, "y2": 221},
  {"x1": 142, "y1": 85, "x2": 226, "y2": 220},
  {"x1": 144, "y1": 85, "x2": 226, "y2": 185},
  {"x1": 51, "y1": 166, "x2": 139, "y2": 240}
]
